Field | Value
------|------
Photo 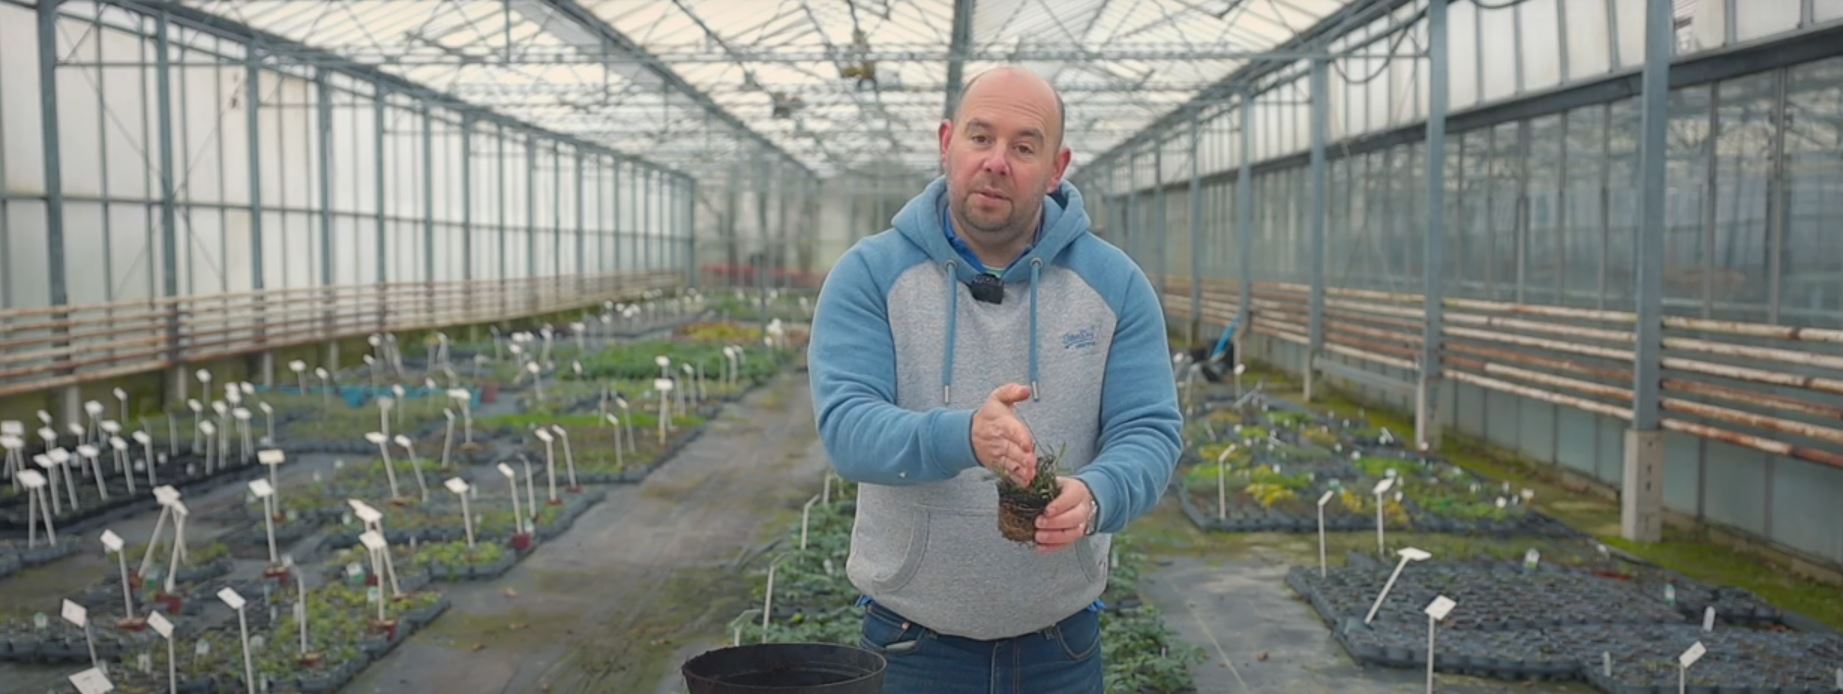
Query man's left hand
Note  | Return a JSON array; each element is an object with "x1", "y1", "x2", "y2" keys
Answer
[{"x1": 1034, "y1": 477, "x2": 1096, "y2": 554}]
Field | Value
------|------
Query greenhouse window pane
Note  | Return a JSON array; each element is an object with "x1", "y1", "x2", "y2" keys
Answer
[
  {"x1": 1563, "y1": 104, "x2": 1607, "y2": 308},
  {"x1": 1564, "y1": 0, "x2": 1613, "y2": 79},
  {"x1": 1479, "y1": 5, "x2": 1519, "y2": 103},
  {"x1": 1735, "y1": 1, "x2": 1802, "y2": 41},
  {"x1": 1522, "y1": 0, "x2": 1564, "y2": 91},
  {"x1": 1527, "y1": 115, "x2": 1563, "y2": 305},
  {"x1": 1662, "y1": 85, "x2": 1712, "y2": 317},
  {"x1": 1711, "y1": 73, "x2": 1777, "y2": 325},
  {"x1": 1605, "y1": 98, "x2": 1640, "y2": 312},
  {"x1": 1450, "y1": 0, "x2": 1480, "y2": 109},
  {"x1": 1783, "y1": 58, "x2": 1843, "y2": 328}
]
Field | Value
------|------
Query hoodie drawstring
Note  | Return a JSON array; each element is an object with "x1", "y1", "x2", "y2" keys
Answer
[
  {"x1": 1028, "y1": 258, "x2": 1043, "y2": 402},
  {"x1": 942, "y1": 258, "x2": 1044, "y2": 405},
  {"x1": 942, "y1": 260, "x2": 959, "y2": 404}
]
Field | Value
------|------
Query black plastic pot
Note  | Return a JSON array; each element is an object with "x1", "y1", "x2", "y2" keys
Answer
[{"x1": 682, "y1": 643, "x2": 885, "y2": 694}]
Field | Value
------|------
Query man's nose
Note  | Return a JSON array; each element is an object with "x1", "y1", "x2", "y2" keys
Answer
[{"x1": 979, "y1": 147, "x2": 1011, "y2": 177}]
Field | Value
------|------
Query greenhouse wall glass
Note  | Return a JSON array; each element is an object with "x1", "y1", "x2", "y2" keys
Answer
[{"x1": 1076, "y1": 0, "x2": 1843, "y2": 567}]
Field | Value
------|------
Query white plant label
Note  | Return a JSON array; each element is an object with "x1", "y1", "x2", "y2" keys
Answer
[
  {"x1": 1317, "y1": 490, "x2": 1335, "y2": 507},
  {"x1": 0, "y1": 421, "x2": 20, "y2": 436},
  {"x1": 1702, "y1": 606, "x2": 1715, "y2": 632},
  {"x1": 147, "y1": 611, "x2": 173, "y2": 638},
  {"x1": 69, "y1": 667, "x2": 114, "y2": 694},
  {"x1": 1423, "y1": 595, "x2": 1456, "y2": 621},
  {"x1": 61, "y1": 599, "x2": 87, "y2": 627},
  {"x1": 1603, "y1": 652, "x2": 1612, "y2": 677},
  {"x1": 654, "y1": 378, "x2": 674, "y2": 392},
  {"x1": 1523, "y1": 548, "x2": 1540, "y2": 570},
  {"x1": 258, "y1": 450, "x2": 285, "y2": 465},
  {"x1": 100, "y1": 530, "x2": 124, "y2": 552},
  {"x1": 1678, "y1": 641, "x2": 1705, "y2": 668},
  {"x1": 218, "y1": 587, "x2": 246, "y2": 610},
  {"x1": 196, "y1": 640, "x2": 210, "y2": 657},
  {"x1": 1495, "y1": 497, "x2": 1507, "y2": 509}
]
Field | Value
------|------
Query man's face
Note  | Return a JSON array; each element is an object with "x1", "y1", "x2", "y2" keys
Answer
[{"x1": 939, "y1": 75, "x2": 1072, "y2": 240}]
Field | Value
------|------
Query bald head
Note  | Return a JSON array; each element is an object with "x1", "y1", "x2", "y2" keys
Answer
[
  {"x1": 954, "y1": 67, "x2": 1066, "y2": 150},
  {"x1": 937, "y1": 65, "x2": 1074, "y2": 267}
]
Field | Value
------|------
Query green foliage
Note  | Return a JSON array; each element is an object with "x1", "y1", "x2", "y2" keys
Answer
[{"x1": 1267, "y1": 410, "x2": 1314, "y2": 431}]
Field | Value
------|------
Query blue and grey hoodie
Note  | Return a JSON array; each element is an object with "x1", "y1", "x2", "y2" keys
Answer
[{"x1": 808, "y1": 176, "x2": 1183, "y2": 640}]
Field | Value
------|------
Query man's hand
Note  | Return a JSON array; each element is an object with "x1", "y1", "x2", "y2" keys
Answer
[
  {"x1": 973, "y1": 384, "x2": 1036, "y2": 485},
  {"x1": 1035, "y1": 477, "x2": 1096, "y2": 554}
]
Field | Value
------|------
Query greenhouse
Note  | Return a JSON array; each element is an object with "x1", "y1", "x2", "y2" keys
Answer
[{"x1": 1, "y1": 0, "x2": 1842, "y2": 692}]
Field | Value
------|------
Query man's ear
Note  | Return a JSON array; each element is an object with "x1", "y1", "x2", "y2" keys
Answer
[
  {"x1": 1048, "y1": 145, "x2": 1074, "y2": 192},
  {"x1": 938, "y1": 119, "x2": 954, "y2": 159}
]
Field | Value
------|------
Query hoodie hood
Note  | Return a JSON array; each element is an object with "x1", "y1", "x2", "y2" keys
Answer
[
  {"x1": 884, "y1": 176, "x2": 1091, "y2": 405},
  {"x1": 890, "y1": 176, "x2": 1091, "y2": 286}
]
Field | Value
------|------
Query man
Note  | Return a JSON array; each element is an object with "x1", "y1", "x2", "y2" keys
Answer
[{"x1": 808, "y1": 67, "x2": 1182, "y2": 691}]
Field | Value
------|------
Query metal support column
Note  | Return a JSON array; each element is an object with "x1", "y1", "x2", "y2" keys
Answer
[
  {"x1": 1154, "y1": 140, "x2": 1167, "y2": 299},
  {"x1": 643, "y1": 166, "x2": 654, "y2": 274},
  {"x1": 461, "y1": 115, "x2": 473, "y2": 282},
  {"x1": 247, "y1": 47, "x2": 264, "y2": 324},
  {"x1": 1187, "y1": 110, "x2": 1203, "y2": 346},
  {"x1": 1305, "y1": 59, "x2": 1328, "y2": 402},
  {"x1": 526, "y1": 136, "x2": 538, "y2": 299},
  {"x1": 375, "y1": 86, "x2": 388, "y2": 286},
  {"x1": 156, "y1": 12, "x2": 182, "y2": 387},
  {"x1": 1126, "y1": 149, "x2": 1140, "y2": 263},
  {"x1": 688, "y1": 177, "x2": 700, "y2": 288},
  {"x1": 316, "y1": 68, "x2": 335, "y2": 364},
  {"x1": 575, "y1": 151, "x2": 586, "y2": 295},
  {"x1": 1236, "y1": 90, "x2": 1254, "y2": 331},
  {"x1": 422, "y1": 104, "x2": 435, "y2": 322},
  {"x1": 1624, "y1": 0, "x2": 1672, "y2": 543},
  {"x1": 39, "y1": 0, "x2": 72, "y2": 423},
  {"x1": 1419, "y1": 0, "x2": 1449, "y2": 450}
]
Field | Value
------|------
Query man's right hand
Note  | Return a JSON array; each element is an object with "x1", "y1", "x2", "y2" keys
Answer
[{"x1": 973, "y1": 384, "x2": 1037, "y2": 486}]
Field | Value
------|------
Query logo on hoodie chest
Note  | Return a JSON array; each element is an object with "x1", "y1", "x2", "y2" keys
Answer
[{"x1": 1061, "y1": 324, "x2": 1100, "y2": 351}]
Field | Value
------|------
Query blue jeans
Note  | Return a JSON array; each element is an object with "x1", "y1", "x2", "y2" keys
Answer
[{"x1": 858, "y1": 599, "x2": 1103, "y2": 694}]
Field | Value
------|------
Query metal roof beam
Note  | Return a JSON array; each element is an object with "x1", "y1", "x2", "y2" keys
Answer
[
  {"x1": 942, "y1": 0, "x2": 976, "y2": 120},
  {"x1": 534, "y1": 0, "x2": 816, "y2": 178}
]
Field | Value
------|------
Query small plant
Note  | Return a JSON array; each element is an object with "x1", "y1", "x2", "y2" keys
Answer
[
  {"x1": 996, "y1": 444, "x2": 1063, "y2": 543},
  {"x1": 1244, "y1": 482, "x2": 1298, "y2": 509}
]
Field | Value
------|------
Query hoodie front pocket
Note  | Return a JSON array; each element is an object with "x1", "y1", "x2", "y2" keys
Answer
[{"x1": 860, "y1": 507, "x2": 930, "y2": 594}]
